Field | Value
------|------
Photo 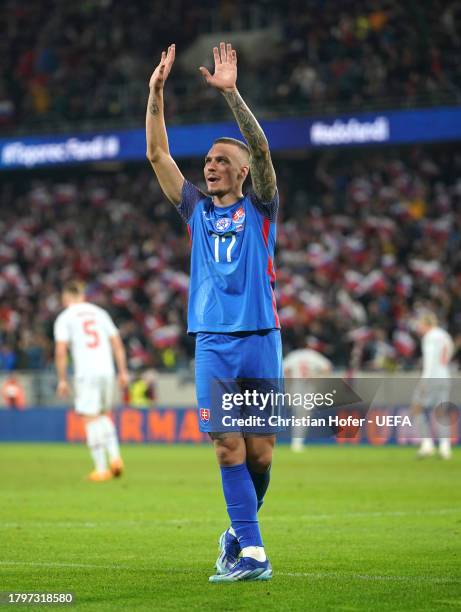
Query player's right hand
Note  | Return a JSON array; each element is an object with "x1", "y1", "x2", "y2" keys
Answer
[
  {"x1": 149, "y1": 44, "x2": 175, "y2": 94},
  {"x1": 118, "y1": 370, "x2": 129, "y2": 390},
  {"x1": 56, "y1": 380, "x2": 70, "y2": 398}
]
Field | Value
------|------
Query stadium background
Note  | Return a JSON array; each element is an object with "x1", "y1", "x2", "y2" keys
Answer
[
  {"x1": 1, "y1": 2, "x2": 461, "y2": 609},
  {"x1": 1, "y1": 0, "x2": 461, "y2": 441}
]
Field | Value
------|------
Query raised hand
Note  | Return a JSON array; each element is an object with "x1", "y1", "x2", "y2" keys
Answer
[
  {"x1": 149, "y1": 44, "x2": 176, "y2": 94},
  {"x1": 199, "y1": 42, "x2": 237, "y2": 92}
]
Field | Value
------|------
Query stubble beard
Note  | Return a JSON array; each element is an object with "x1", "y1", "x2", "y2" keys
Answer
[{"x1": 207, "y1": 187, "x2": 228, "y2": 198}]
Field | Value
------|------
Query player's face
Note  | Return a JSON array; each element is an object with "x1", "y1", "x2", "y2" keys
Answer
[
  {"x1": 62, "y1": 291, "x2": 82, "y2": 307},
  {"x1": 204, "y1": 143, "x2": 249, "y2": 197},
  {"x1": 415, "y1": 321, "x2": 429, "y2": 336},
  {"x1": 62, "y1": 291, "x2": 72, "y2": 308}
]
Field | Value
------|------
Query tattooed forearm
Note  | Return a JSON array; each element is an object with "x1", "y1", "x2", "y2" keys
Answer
[
  {"x1": 149, "y1": 100, "x2": 159, "y2": 115},
  {"x1": 222, "y1": 89, "x2": 276, "y2": 201},
  {"x1": 146, "y1": 88, "x2": 170, "y2": 162},
  {"x1": 222, "y1": 89, "x2": 268, "y2": 151},
  {"x1": 148, "y1": 90, "x2": 161, "y2": 115},
  {"x1": 250, "y1": 155, "x2": 277, "y2": 202}
]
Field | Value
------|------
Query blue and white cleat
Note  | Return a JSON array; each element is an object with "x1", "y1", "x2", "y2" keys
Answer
[
  {"x1": 215, "y1": 529, "x2": 241, "y2": 575},
  {"x1": 209, "y1": 557, "x2": 272, "y2": 583}
]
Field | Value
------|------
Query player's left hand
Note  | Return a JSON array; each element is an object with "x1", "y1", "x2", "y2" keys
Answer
[
  {"x1": 56, "y1": 380, "x2": 70, "y2": 398},
  {"x1": 199, "y1": 42, "x2": 237, "y2": 92}
]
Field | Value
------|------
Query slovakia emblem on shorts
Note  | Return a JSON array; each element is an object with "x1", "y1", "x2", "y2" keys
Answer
[
  {"x1": 215, "y1": 217, "x2": 231, "y2": 232},
  {"x1": 232, "y1": 206, "x2": 245, "y2": 223},
  {"x1": 200, "y1": 408, "x2": 210, "y2": 422}
]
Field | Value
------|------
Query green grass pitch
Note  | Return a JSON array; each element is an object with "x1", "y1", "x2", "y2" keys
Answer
[{"x1": 1, "y1": 443, "x2": 460, "y2": 611}]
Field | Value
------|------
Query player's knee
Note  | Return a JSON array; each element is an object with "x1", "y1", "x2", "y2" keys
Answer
[
  {"x1": 247, "y1": 451, "x2": 272, "y2": 473},
  {"x1": 216, "y1": 449, "x2": 235, "y2": 466},
  {"x1": 213, "y1": 437, "x2": 244, "y2": 466},
  {"x1": 215, "y1": 447, "x2": 241, "y2": 466}
]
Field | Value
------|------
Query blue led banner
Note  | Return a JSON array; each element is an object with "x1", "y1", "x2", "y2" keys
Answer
[{"x1": 1, "y1": 106, "x2": 460, "y2": 169}]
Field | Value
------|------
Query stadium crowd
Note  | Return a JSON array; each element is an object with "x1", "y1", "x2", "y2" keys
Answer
[
  {"x1": 1, "y1": 143, "x2": 460, "y2": 373},
  {"x1": 0, "y1": 0, "x2": 460, "y2": 132}
]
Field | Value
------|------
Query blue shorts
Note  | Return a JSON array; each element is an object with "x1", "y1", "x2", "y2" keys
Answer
[{"x1": 195, "y1": 329, "x2": 283, "y2": 433}]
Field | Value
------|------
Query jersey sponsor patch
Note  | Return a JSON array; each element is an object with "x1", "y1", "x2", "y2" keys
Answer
[
  {"x1": 232, "y1": 206, "x2": 245, "y2": 223},
  {"x1": 200, "y1": 408, "x2": 210, "y2": 422},
  {"x1": 215, "y1": 217, "x2": 232, "y2": 232}
]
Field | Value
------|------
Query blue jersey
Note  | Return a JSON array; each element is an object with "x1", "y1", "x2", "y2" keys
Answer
[{"x1": 177, "y1": 180, "x2": 280, "y2": 334}]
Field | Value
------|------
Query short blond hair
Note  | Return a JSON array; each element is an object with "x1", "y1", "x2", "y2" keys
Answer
[
  {"x1": 213, "y1": 137, "x2": 250, "y2": 158},
  {"x1": 62, "y1": 280, "x2": 86, "y2": 297},
  {"x1": 418, "y1": 312, "x2": 438, "y2": 327}
]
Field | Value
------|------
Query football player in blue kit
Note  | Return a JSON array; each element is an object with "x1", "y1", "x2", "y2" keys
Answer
[{"x1": 146, "y1": 42, "x2": 282, "y2": 582}]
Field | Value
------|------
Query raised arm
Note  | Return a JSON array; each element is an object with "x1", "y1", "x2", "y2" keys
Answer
[
  {"x1": 146, "y1": 44, "x2": 185, "y2": 205},
  {"x1": 200, "y1": 42, "x2": 277, "y2": 202}
]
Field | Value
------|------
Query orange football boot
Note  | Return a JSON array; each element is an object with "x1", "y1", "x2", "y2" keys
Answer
[
  {"x1": 110, "y1": 458, "x2": 124, "y2": 477},
  {"x1": 87, "y1": 470, "x2": 113, "y2": 482}
]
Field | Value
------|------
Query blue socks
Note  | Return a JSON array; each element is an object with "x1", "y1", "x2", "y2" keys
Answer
[
  {"x1": 220, "y1": 463, "x2": 272, "y2": 547},
  {"x1": 247, "y1": 465, "x2": 271, "y2": 511},
  {"x1": 220, "y1": 463, "x2": 263, "y2": 548}
]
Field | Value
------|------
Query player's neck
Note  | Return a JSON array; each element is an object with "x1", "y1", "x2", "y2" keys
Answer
[
  {"x1": 212, "y1": 191, "x2": 243, "y2": 207},
  {"x1": 66, "y1": 298, "x2": 86, "y2": 308}
]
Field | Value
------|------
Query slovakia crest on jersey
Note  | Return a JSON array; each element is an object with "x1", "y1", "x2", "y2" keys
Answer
[
  {"x1": 200, "y1": 408, "x2": 210, "y2": 422},
  {"x1": 215, "y1": 217, "x2": 232, "y2": 232},
  {"x1": 232, "y1": 206, "x2": 245, "y2": 223}
]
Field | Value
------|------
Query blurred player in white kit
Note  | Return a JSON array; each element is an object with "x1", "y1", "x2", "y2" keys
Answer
[
  {"x1": 54, "y1": 280, "x2": 129, "y2": 480},
  {"x1": 284, "y1": 346, "x2": 333, "y2": 452},
  {"x1": 412, "y1": 312, "x2": 454, "y2": 460}
]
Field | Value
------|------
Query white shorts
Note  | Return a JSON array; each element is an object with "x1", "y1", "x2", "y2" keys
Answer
[
  {"x1": 74, "y1": 375, "x2": 116, "y2": 416},
  {"x1": 413, "y1": 380, "x2": 451, "y2": 409}
]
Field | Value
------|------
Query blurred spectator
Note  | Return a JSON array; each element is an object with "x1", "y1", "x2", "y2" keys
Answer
[
  {"x1": 129, "y1": 370, "x2": 157, "y2": 408},
  {"x1": 0, "y1": 142, "x2": 461, "y2": 372},
  {"x1": 1, "y1": 374, "x2": 26, "y2": 409},
  {"x1": 0, "y1": 0, "x2": 460, "y2": 133},
  {"x1": 0, "y1": 81, "x2": 15, "y2": 127},
  {"x1": 0, "y1": 345, "x2": 17, "y2": 371}
]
